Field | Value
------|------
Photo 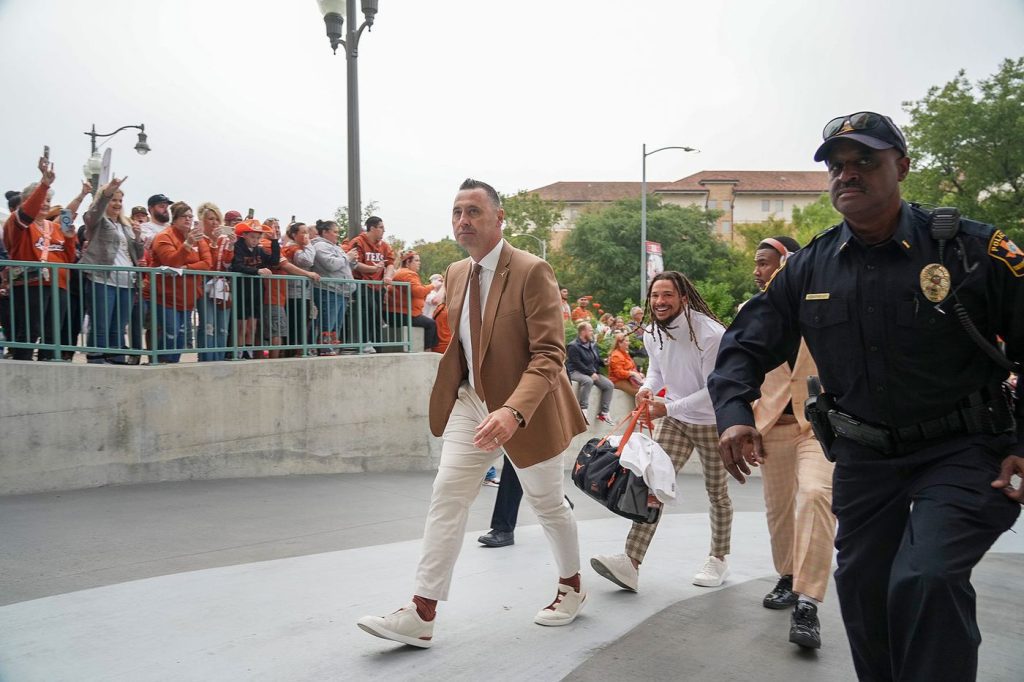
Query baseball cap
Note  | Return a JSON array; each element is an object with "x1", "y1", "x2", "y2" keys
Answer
[
  {"x1": 224, "y1": 210, "x2": 243, "y2": 223},
  {"x1": 131, "y1": 205, "x2": 148, "y2": 217},
  {"x1": 147, "y1": 193, "x2": 172, "y2": 207},
  {"x1": 813, "y1": 111, "x2": 908, "y2": 162}
]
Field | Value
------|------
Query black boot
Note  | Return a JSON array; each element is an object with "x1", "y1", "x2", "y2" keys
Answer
[
  {"x1": 789, "y1": 601, "x2": 821, "y2": 649},
  {"x1": 763, "y1": 574, "x2": 798, "y2": 609}
]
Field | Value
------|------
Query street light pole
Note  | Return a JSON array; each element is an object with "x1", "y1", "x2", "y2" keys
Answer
[
  {"x1": 509, "y1": 232, "x2": 547, "y2": 260},
  {"x1": 82, "y1": 123, "x2": 150, "y2": 194},
  {"x1": 640, "y1": 143, "x2": 698, "y2": 303},
  {"x1": 318, "y1": 0, "x2": 379, "y2": 240}
]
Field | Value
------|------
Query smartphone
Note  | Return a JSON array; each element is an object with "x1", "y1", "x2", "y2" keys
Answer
[
  {"x1": 246, "y1": 208, "x2": 255, "y2": 220},
  {"x1": 290, "y1": 214, "x2": 296, "y2": 224},
  {"x1": 43, "y1": 145, "x2": 50, "y2": 160}
]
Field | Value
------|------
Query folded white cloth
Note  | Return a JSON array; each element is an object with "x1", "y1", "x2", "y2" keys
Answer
[{"x1": 607, "y1": 434, "x2": 677, "y2": 504}]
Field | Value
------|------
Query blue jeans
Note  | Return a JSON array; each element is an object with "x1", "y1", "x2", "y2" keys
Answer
[
  {"x1": 196, "y1": 297, "x2": 230, "y2": 362},
  {"x1": 314, "y1": 288, "x2": 346, "y2": 346},
  {"x1": 156, "y1": 305, "x2": 190, "y2": 363},
  {"x1": 87, "y1": 280, "x2": 132, "y2": 357}
]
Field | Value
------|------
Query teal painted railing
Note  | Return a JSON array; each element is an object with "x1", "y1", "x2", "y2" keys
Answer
[{"x1": 0, "y1": 260, "x2": 415, "y2": 362}]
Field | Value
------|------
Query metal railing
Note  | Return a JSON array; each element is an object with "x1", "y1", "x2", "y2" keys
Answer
[{"x1": 0, "y1": 260, "x2": 416, "y2": 362}]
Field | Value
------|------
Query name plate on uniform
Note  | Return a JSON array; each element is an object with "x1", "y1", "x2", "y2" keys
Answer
[{"x1": 804, "y1": 293, "x2": 830, "y2": 301}]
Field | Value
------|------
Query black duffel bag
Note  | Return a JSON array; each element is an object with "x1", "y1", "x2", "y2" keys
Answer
[{"x1": 571, "y1": 406, "x2": 661, "y2": 524}]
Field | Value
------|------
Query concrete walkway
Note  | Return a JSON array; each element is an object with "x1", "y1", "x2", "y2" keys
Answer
[{"x1": 0, "y1": 472, "x2": 1021, "y2": 681}]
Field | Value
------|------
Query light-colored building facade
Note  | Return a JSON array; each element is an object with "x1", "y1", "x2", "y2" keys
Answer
[{"x1": 530, "y1": 170, "x2": 828, "y2": 244}]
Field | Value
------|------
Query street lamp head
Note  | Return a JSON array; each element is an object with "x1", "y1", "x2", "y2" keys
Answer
[
  {"x1": 361, "y1": 0, "x2": 378, "y2": 26},
  {"x1": 317, "y1": 0, "x2": 346, "y2": 53},
  {"x1": 134, "y1": 130, "x2": 151, "y2": 155},
  {"x1": 83, "y1": 152, "x2": 102, "y2": 180}
]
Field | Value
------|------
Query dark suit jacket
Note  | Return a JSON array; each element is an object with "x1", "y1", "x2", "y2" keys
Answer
[{"x1": 428, "y1": 242, "x2": 586, "y2": 467}]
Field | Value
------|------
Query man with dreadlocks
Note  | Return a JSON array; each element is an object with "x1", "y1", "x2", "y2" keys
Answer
[{"x1": 591, "y1": 271, "x2": 733, "y2": 591}]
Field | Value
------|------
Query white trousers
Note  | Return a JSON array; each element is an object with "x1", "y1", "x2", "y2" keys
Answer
[{"x1": 414, "y1": 383, "x2": 580, "y2": 601}]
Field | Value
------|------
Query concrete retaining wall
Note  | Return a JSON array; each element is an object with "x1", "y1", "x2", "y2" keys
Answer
[
  {"x1": 0, "y1": 355, "x2": 444, "y2": 496},
  {"x1": 0, "y1": 356, "x2": 734, "y2": 496}
]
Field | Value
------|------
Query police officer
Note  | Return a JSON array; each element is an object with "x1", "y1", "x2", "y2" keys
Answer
[{"x1": 708, "y1": 111, "x2": 1024, "y2": 681}]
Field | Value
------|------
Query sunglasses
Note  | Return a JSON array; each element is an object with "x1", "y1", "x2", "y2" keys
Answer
[{"x1": 822, "y1": 111, "x2": 906, "y2": 148}]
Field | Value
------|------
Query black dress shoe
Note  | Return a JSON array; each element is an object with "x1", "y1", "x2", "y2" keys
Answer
[
  {"x1": 789, "y1": 601, "x2": 822, "y2": 649},
  {"x1": 477, "y1": 530, "x2": 514, "y2": 547},
  {"x1": 763, "y1": 574, "x2": 798, "y2": 609}
]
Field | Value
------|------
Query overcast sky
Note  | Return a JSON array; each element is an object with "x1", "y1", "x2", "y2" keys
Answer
[{"x1": 1, "y1": 0, "x2": 1021, "y2": 244}]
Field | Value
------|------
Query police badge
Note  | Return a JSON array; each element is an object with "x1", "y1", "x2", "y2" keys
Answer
[{"x1": 919, "y1": 263, "x2": 951, "y2": 303}]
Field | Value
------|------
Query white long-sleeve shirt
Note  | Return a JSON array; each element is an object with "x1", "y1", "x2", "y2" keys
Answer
[{"x1": 640, "y1": 309, "x2": 724, "y2": 425}]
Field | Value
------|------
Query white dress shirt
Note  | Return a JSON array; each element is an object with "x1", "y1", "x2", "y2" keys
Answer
[
  {"x1": 640, "y1": 309, "x2": 724, "y2": 425},
  {"x1": 459, "y1": 239, "x2": 505, "y2": 393}
]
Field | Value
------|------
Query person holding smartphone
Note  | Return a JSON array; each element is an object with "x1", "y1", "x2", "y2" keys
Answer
[{"x1": 80, "y1": 176, "x2": 144, "y2": 363}]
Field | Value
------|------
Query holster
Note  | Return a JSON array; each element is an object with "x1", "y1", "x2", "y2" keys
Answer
[{"x1": 804, "y1": 376, "x2": 836, "y2": 462}]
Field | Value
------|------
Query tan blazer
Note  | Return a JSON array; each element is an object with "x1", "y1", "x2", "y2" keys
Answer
[
  {"x1": 428, "y1": 242, "x2": 586, "y2": 467},
  {"x1": 753, "y1": 340, "x2": 819, "y2": 435}
]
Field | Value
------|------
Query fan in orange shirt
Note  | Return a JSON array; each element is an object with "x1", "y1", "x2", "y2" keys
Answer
[
  {"x1": 388, "y1": 250, "x2": 438, "y2": 350},
  {"x1": 607, "y1": 331, "x2": 645, "y2": 396}
]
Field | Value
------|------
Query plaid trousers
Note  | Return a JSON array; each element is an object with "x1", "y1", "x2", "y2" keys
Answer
[
  {"x1": 625, "y1": 417, "x2": 732, "y2": 563},
  {"x1": 760, "y1": 416, "x2": 836, "y2": 601}
]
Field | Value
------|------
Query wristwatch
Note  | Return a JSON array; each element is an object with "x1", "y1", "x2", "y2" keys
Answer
[{"x1": 504, "y1": 405, "x2": 525, "y2": 426}]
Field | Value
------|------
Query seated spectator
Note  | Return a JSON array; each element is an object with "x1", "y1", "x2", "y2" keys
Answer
[
  {"x1": 607, "y1": 331, "x2": 644, "y2": 396},
  {"x1": 422, "y1": 273, "x2": 444, "y2": 318},
  {"x1": 80, "y1": 177, "x2": 143, "y2": 364},
  {"x1": 595, "y1": 312, "x2": 614, "y2": 341},
  {"x1": 431, "y1": 285, "x2": 451, "y2": 354},
  {"x1": 280, "y1": 222, "x2": 320, "y2": 357},
  {"x1": 2, "y1": 157, "x2": 79, "y2": 361},
  {"x1": 230, "y1": 219, "x2": 279, "y2": 359},
  {"x1": 147, "y1": 202, "x2": 212, "y2": 363},
  {"x1": 567, "y1": 321, "x2": 613, "y2": 423},
  {"x1": 195, "y1": 202, "x2": 232, "y2": 361},
  {"x1": 310, "y1": 219, "x2": 355, "y2": 356},
  {"x1": 388, "y1": 250, "x2": 438, "y2": 350}
]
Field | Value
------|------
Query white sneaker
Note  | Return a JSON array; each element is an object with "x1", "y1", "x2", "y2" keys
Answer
[
  {"x1": 692, "y1": 556, "x2": 729, "y2": 587},
  {"x1": 534, "y1": 585, "x2": 587, "y2": 626},
  {"x1": 590, "y1": 553, "x2": 639, "y2": 592},
  {"x1": 482, "y1": 478, "x2": 500, "y2": 487},
  {"x1": 361, "y1": 344, "x2": 377, "y2": 354},
  {"x1": 357, "y1": 602, "x2": 434, "y2": 648}
]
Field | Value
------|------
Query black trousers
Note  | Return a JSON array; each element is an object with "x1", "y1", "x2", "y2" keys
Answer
[
  {"x1": 831, "y1": 435, "x2": 1020, "y2": 682},
  {"x1": 8, "y1": 284, "x2": 65, "y2": 360},
  {"x1": 490, "y1": 456, "x2": 523, "y2": 533}
]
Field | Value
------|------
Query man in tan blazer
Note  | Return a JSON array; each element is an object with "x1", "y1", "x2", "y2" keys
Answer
[
  {"x1": 749, "y1": 236, "x2": 836, "y2": 651},
  {"x1": 358, "y1": 179, "x2": 588, "y2": 649}
]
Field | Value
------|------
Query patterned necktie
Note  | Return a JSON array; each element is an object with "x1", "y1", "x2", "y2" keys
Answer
[{"x1": 469, "y1": 262, "x2": 485, "y2": 401}]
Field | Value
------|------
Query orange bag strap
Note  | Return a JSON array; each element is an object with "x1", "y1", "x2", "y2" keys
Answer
[{"x1": 596, "y1": 402, "x2": 653, "y2": 456}]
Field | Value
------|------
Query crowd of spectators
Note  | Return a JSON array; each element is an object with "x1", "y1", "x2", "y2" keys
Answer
[
  {"x1": 0, "y1": 156, "x2": 445, "y2": 363},
  {"x1": 560, "y1": 293, "x2": 648, "y2": 420}
]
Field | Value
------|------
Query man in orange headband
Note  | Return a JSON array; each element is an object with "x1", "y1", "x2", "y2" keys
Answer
[{"x1": 749, "y1": 235, "x2": 835, "y2": 650}]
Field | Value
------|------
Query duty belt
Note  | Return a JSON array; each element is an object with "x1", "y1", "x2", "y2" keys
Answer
[{"x1": 827, "y1": 387, "x2": 1015, "y2": 456}]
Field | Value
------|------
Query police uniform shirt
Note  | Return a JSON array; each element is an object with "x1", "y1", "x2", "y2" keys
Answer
[{"x1": 710, "y1": 201, "x2": 1024, "y2": 441}]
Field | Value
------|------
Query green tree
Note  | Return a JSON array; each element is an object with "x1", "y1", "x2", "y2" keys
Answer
[
  {"x1": 735, "y1": 216, "x2": 790, "y2": 262},
  {"x1": 557, "y1": 196, "x2": 749, "y2": 322},
  {"x1": 790, "y1": 193, "x2": 841, "y2": 245},
  {"x1": 500, "y1": 190, "x2": 563, "y2": 259},
  {"x1": 901, "y1": 57, "x2": 1024, "y2": 240},
  {"x1": 411, "y1": 237, "x2": 466, "y2": 280},
  {"x1": 334, "y1": 200, "x2": 381, "y2": 235}
]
